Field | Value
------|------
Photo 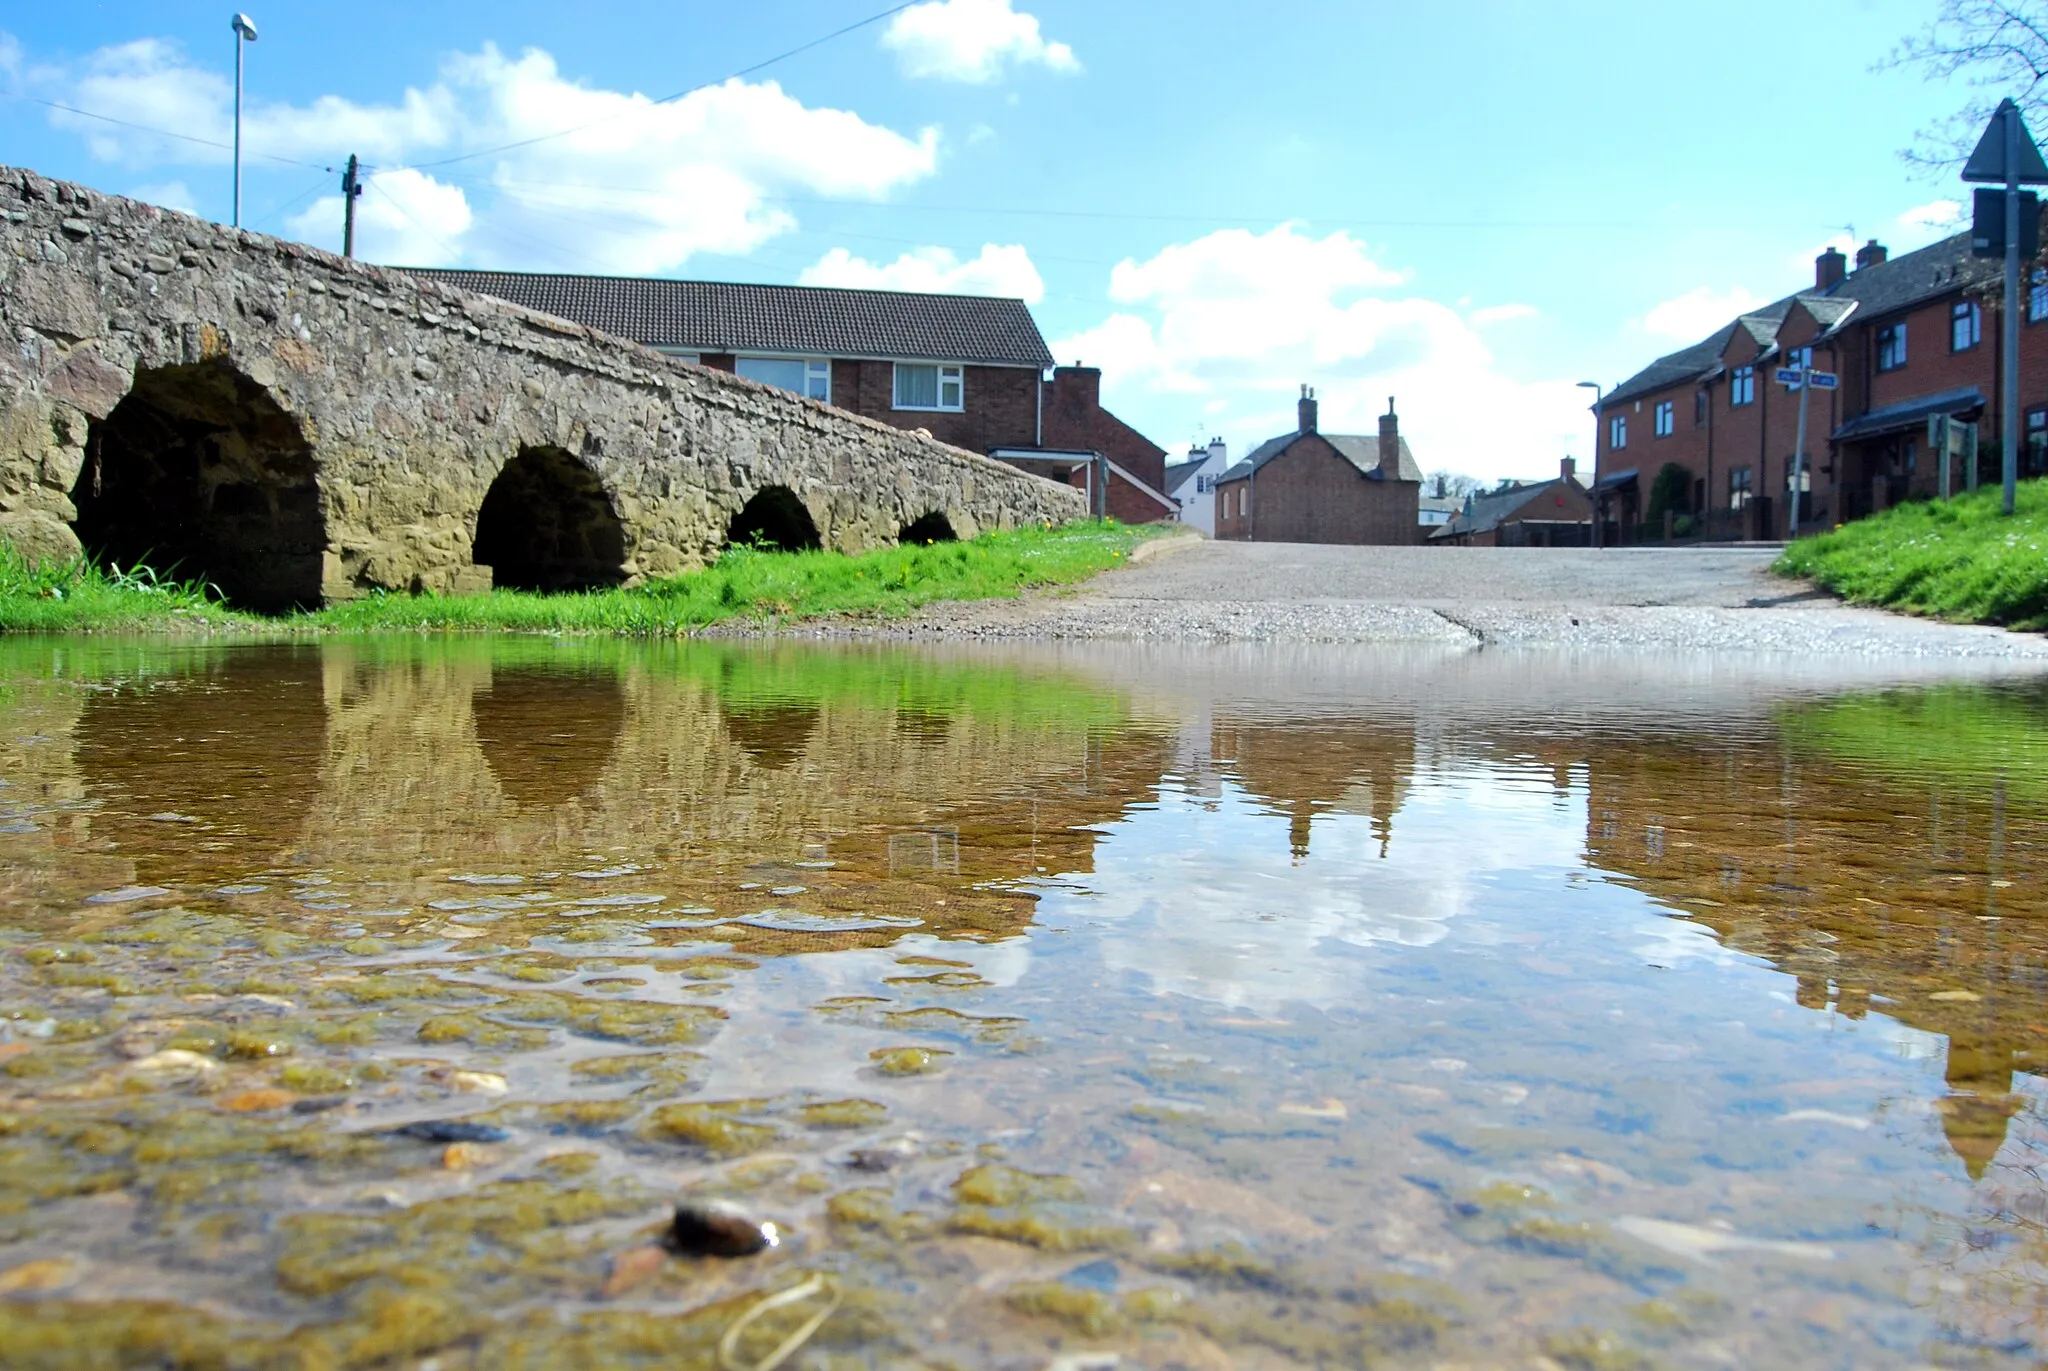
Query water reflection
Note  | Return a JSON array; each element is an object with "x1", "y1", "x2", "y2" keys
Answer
[{"x1": 0, "y1": 639, "x2": 2045, "y2": 1366}]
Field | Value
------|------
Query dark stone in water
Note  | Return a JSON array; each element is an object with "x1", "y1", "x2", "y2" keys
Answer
[
  {"x1": 292, "y1": 1097, "x2": 347, "y2": 1115},
  {"x1": 668, "y1": 1199, "x2": 779, "y2": 1257},
  {"x1": 845, "y1": 1136, "x2": 920, "y2": 1173},
  {"x1": 385, "y1": 1119, "x2": 512, "y2": 1143}
]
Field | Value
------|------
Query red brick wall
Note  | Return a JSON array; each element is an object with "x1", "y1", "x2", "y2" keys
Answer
[
  {"x1": 1041, "y1": 367, "x2": 1173, "y2": 522},
  {"x1": 823, "y1": 361, "x2": 1039, "y2": 452},
  {"x1": 1212, "y1": 436, "x2": 1420, "y2": 544}
]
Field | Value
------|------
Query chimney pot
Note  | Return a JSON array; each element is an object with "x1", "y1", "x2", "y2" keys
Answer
[
  {"x1": 1297, "y1": 385, "x2": 1319, "y2": 434},
  {"x1": 1377, "y1": 400, "x2": 1401, "y2": 477},
  {"x1": 1560, "y1": 455, "x2": 1576, "y2": 485},
  {"x1": 1855, "y1": 238, "x2": 1889, "y2": 271}
]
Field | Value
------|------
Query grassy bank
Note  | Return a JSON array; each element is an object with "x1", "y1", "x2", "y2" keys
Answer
[
  {"x1": 1775, "y1": 481, "x2": 2048, "y2": 629},
  {"x1": 0, "y1": 521, "x2": 1156, "y2": 636}
]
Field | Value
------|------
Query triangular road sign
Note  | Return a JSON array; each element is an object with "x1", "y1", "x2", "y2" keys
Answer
[{"x1": 1962, "y1": 98, "x2": 2048, "y2": 184}]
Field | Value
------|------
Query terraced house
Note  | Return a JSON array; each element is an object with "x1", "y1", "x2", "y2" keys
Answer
[
  {"x1": 1592, "y1": 217, "x2": 2048, "y2": 541},
  {"x1": 410, "y1": 271, "x2": 1173, "y2": 524}
]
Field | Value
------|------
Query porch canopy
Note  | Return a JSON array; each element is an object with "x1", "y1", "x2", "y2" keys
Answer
[{"x1": 1831, "y1": 387, "x2": 1984, "y2": 443}]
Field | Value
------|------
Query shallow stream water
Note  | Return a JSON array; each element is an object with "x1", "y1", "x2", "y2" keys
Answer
[{"x1": 2, "y1": 637, "x2": 2046, "y2": 1369}]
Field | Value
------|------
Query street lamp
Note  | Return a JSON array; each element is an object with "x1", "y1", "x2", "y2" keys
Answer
[
  {"x1": 1578, "y1": 380, "x2": 1604, "y2": 548},
  {"x1": 231, "y1": 13, "x2": 258, "y2": 228}
]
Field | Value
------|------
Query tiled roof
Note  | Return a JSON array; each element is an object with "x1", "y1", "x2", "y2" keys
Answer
[
  {"x1": 403, "y1": 270, "x2": 1055, "y2": 369},
  {"x1": 1830, "y1": 385, "x2": 1985, "y2": 442},
  {"x1": 1163, "y1": 458, "x2": 1206, "y2": 495},
  {"x1": 1602, "y1": 229, "x2": 1994, "y2": 409},
  {"x1": 1216, "y1": 431, "x2": 1422, "y2": 484},
  {"x1": 1432, "y1": 479, "x2": 1570, "y2": 540}
]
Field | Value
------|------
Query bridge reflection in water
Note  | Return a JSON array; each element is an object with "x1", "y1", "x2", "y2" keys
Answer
[{"x1": 0, "y1": 640, "x2": 2043, "y2": 1366}]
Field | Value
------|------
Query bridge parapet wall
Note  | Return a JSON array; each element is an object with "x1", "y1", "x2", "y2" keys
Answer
[{"x1": 0, "y1": 166, "x2": 1082, "y2": 603}]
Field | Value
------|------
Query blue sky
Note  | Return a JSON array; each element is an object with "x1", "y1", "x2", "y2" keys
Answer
[{"x1": 0, "y1": 0, "x2": 1988, "y2": 480}]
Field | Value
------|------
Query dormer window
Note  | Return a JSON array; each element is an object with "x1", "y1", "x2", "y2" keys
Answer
[{"x1": 1730, "y1": 366, "x2": 1756, "y2": 407}]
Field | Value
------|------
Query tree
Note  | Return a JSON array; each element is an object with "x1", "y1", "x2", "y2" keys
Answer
[
  {"x1": 1882, "y1": 1, "x2": 2048, "y2": 165},
  {"x1": 1426, "y1": 470, "x2": 1481, "y2": 500},
  {"x1": 1647, "y1": 462, "x2": 1692, "y2": 524}
]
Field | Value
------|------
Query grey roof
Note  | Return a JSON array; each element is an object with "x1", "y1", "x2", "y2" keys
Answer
[
  {"x1": 1163, "y1": 458, "x2": 1206, "y2": 495},
  {"x1": 1433, "y1": 478, "x2": 1581, "y2": 540},
  {"x1": 1601, "y1": 229, "x2": 1996, "y2": 410},
  {"x1": 1830, "y1": 385, "x2": 1985, "y2": 442},
  {"x1": 1215, "y1": 430, "x2": 1422, "y2": 485},
  {"x1": 402, "y1": 270, "x2": 1055, "y2": 368}
]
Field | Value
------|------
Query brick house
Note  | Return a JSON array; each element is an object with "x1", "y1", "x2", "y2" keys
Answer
[
  {"x1": 410, "y1": 271, "x2": 1173, "y2": 521},
  {"x1": 1431, "y1": 459, "x2": 1593, "y2": 546},
  {"x1": 1592, "y1": 217, "x2": 2048, "y2": 541},
  {"x1": 1213, "y1": 390, "x2": 1423, "y2": 544}
]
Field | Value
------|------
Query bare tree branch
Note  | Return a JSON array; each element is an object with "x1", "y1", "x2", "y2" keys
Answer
[{"x1": 1880, "y1": 0, "x2": 2048, "y2": 166}]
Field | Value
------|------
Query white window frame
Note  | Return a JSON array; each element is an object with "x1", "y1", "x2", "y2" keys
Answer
[
  {"x1": 1654, "y1": 401, "x2": 1674, "y2": 437},
  {"x1": 892, "y1": 362, "x2": 966, "y2": 412},
  {"x1": 1610, "y1": 414, "x2": 1627, "y2": 449},
  {"x1": 736, "y1": 355, "x2": 831, "y2": 403},
  {"x1": 1730, "y1": 366, "x2": 1756, "y2": 408}
]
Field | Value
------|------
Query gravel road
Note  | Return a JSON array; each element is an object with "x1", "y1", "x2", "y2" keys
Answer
[{"x1": 809, "y1": 539, "x2": 2048, "y2": 659}]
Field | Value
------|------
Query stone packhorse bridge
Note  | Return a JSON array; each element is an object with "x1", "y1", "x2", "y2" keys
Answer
[{"x1": 0, "y1": 167, "x2": 1083, "y2": 610}]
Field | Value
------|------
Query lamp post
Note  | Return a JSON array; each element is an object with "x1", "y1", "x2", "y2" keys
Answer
[
  {"x1": 1578, "y1": 380, "x2": 1604, "y2": 548},
  {"x1": 231, "y1": 13, "x2": 258, "y2": 228}
]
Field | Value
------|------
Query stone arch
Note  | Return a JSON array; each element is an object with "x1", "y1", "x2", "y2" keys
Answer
[
  {"x1": 898, "y1": 511, "x2": 957, "y2": 545},
  {"x1": 472, "y1": 668, "x2": 627, "y2": 808},
  {"x1": 726, "y1": 485, "x2": 821, "y2": 553},
  {"x1": 70, "y1": 359, "x2": 324, "y2": 612},
  {"x1": 472, "y1": 446, "x2": 628, "y2": 592}
]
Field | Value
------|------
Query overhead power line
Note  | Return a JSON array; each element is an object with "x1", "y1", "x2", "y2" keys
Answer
[
  {"x1": 407, "y1": 1, "x2": 917, "y2": 172},
  {"x1": 4, "y1": 92, "x2": 328, "y2": 170}
]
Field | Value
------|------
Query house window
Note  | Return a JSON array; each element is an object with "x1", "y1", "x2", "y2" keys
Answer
[
  {"x1": 1239, "y1": 487, "x2": 1247, "y2": 517},
  {"x1": 1877, "y1": 323, "x2": 1907, "y2": 371},
  {"x1": 1654, "y1": 401, "x2": 1674, "y2": 437},
  {"x1": 1730, "y1": 366, "x2": 1755, "y2": 407},
  {"x1": 1729, "y1": 465, "x2": 1753, "y2": 509},
  {"x1": 1694, "y1": 389, "x2": 1708, "y2": 426},
  {"x1": 1952, "y1": 300, "x2": 1982, "y2": 352},
  {"x1": 2029, "y1": 407, "x2": 2048, "y2": 476},
  {"x1": 1610, "y1": 415, "x2": 1627, "y2": 449},
  {"x1": 2032, "y1": 269, "x2": 2048, "y2": 323},
  {"x1": 893, "y1": 363, "x2": 965, "y2": 411},
  {"x1": 1788, "y1": 345, "x2": 1813, "y2": 373},
  {"x1": 736, "y1": 356, "x2": 831, "y2": 402}
]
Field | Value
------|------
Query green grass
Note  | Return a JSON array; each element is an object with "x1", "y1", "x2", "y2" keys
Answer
[
  {"x1": 1787, "y1": 683, "x2": 2048, "y2": 806},
  {"x1": 0, "y1": 521, "x2": 1156, "y2": 636},
  {"x1": 1775, "y1": 480, "x2": 2048, "y2": 628}
]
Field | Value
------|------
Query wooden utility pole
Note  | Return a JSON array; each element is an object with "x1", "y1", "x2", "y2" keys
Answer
[{"x1": 341, "y1": 155, "x2": 364, "y2": 258}]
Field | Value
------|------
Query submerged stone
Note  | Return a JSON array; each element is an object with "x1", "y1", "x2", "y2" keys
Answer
[
  {"x1": 384, "y1": 1119, "x2": 512, "y2": 1144},
  {"x1": 668, "y1": 1199, "x2": 779, "y2": 1257}
]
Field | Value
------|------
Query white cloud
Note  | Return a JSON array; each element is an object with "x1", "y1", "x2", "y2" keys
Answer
[
  {"x1": 1050, "y1": 224, "x2": 1590, "y2": 484},
  {"x1": 882, "y1": 0, "x2": 1079, "y2": 83},
  {"x1": 1900, "y1": 198, "x2": 1964, "y2": 232},
  {"x1": 24, "y1": 36, "x2": 938, "y2": 273},
  {"x1": 799, "y1": 243, "x2": 1044, "y2": 301},
  {"x1": 1470, "y1": 303, "x2": 1537, "y2": 327},
  {"x1": 1639, "y1": 285, "x2": 1766, "y2": 343},
  {"x1": 289, "y1": 168, "x2": 473, "y2": 266},
  {"x1": 130, "y1": 180, "x2": 198, "y2": 215}
]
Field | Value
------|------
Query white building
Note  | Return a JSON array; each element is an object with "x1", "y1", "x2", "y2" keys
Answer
[{"x1": 1163, "y1": 438, "x2": 1230, "y2": 535}]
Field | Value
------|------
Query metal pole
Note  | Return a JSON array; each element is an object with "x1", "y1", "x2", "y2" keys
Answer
[
  {"x1": 2006, "y1": 103, "x2": 2022, "y2": 515},
  {"x1": 1592, "y1": 394, "x2": 1604, "y2": 548},
  {"x1": 232, "y1": 35, "x2": 244, "y2": 227},
  {"x1": 1790, "y1": 368, "x2": 1810, "y2": 537},
  {"x1": 341, "y1": 155, "x2": 361, "y2": 258}
]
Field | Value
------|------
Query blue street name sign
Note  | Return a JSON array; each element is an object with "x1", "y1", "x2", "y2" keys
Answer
[
  {"x1": 1807, "y1": 371, "x2": 1838, "y2": 390},
  {"x1": 1774, "y1": 368, "x2": 1804, "y2": 385}
]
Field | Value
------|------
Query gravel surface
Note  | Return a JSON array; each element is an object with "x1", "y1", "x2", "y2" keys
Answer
[{"x1": 800, "y1": 539, "x2": 2048, "y2": 659}]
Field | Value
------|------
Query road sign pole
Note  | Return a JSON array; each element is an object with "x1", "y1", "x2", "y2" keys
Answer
[
  {"x1": 2006, "y1": 104, "x2": 2023, "y2": 516},
  {"x1": 1790, "y1": 369, "x2": 1810, "y2": 537}
]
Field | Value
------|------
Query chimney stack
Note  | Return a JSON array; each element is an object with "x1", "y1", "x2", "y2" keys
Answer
[
  {"x1": 1815, "y1": 246, "x2": 1848, "y2": 291},
  {"x1": 1560, "y1": 455, "x2": 1577, "y2": 485},
  {"x1": 1855, "y1": 238, "x2": 1888, "y2": 271},
  {"x1": 1297, "y1": 384, "x2": 1318, "y2": 434},
  {"x1": 1378, "y1": 397, "x2": 1401, "y2": 477}
]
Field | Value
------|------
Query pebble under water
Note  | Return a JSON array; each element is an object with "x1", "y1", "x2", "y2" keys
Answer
[{"x1": 1, "y1": 636, "x2": 2046, "y2": 1369}]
